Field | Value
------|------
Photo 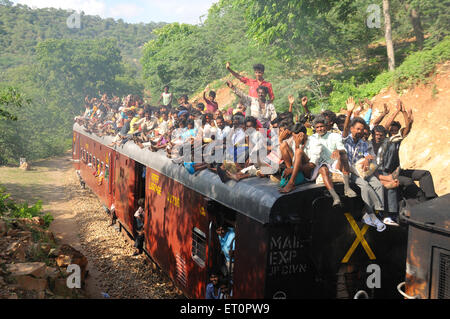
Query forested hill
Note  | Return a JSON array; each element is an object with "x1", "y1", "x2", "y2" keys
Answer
[
  {"x1": 0, "y1": 1, "x2": 165, "y2": 164},
  {"x1": 0, "y1": 2, "x2": 166, "y2": 70}
]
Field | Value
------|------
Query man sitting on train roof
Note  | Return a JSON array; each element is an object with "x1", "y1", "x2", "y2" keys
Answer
[
  {"x1": 344, "y1": 117, "x2": 386, "y2": 232},
  {"x1": 278, "y1": 115, "x2": 357, "y2": 204}
]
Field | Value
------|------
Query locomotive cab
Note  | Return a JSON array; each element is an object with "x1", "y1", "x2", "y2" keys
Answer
[{"x1": 398, "y1": 194, "x2": 450, "y2": 299}]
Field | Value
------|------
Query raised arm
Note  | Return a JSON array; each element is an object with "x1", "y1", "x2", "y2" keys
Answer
[
  {"x1": 203, "y1": 85, "x2": 212, "y2": 104},
  {"x1": 301, "y1": 96, "x2": 310, "y2": 114},
  {"x1": 342, "y1": 97, "x2": 356, "y2": 138},
  {"x1": 288, "y1": 95, "x2": 295, "y2": 113},
  {"x1": 400, "y1": 101, "x2": 412, "y2": 137},
  {"x1": 226, "y1": 62, "x2": 244, "y2": 82},
  {"x1": 383, "y1": 100, "x2": 401, "y2": 131},
  {"x1": 372, "y1": 103, "x2": 389, "y2": 127},
  {"x1": 226, "y1": 80, "x2": 252, "y2": 107},
  {"x1": 363, "y1": 98, "x2": 373, "y2": 125}
]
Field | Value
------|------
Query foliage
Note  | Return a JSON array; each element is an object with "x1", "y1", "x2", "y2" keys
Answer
[
  {"x1": 0, "y1": 86, "x2": 31, "y2": 120},
  {"x1": 0, "y1": 187, "x2": 53, "y2": 228},
  {"x1": 328, "y1": 36, "x2": 450, "y2": 110}
]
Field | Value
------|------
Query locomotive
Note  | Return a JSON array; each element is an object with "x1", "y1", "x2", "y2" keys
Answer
[{"x1": 72, "y1": 123, "x2": 408, "y2": 299}]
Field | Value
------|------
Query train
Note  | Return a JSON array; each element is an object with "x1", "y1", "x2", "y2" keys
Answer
[{"x1": 72, "y1": 123, "x2": 411, "y2": 299}]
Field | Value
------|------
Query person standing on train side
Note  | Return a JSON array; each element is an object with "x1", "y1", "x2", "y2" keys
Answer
[
  {"x1": 205, "y1": 270, "x2": 221, "y2": 299},
  {"x1": 132, "y1": 199, "x2": 145, "y2": 256},
  {"x1": 216, "y1": 223, "x2": 235, "y2": 276},
  {"x1": 225, "y1": 62, "x2": 275, "y2": 102}
]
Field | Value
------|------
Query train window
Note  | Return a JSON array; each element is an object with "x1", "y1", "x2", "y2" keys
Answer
[
  {"x1": 192, "y1": 227, "x2": 206, "y2": 268},
  {"x1": 89, "y1": 153, "x2": 92, "y2": 163},
  {"x1": 120, "y1": 167, "x2": 124, "y2": 178},
  {"x1": 101, "y1": 161, "x2": 104, "y2": 170}
]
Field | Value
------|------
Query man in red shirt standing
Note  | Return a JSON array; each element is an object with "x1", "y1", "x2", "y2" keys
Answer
[{"x1": 226, "y1": 62, "x2": 275, "y2": 102}]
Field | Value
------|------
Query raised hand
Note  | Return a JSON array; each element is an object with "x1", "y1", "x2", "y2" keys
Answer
[
  {"x1": 301, "y1": 96, "x2": 308, "y2": 107},
  {"x1": 288, "y1": 95, "x2": 295, "y2": 105},
  {"x1": 226, "y1": 61, "x2": 230, "y2": 70},
  {"x1": 396, "y1": 99, "x2": 402, "y2": 112},
  {"x1": 364, "y1": 98, "x2": 373, "y2": 109},
  {"x1": 346, "y1": 97, "x2": 356, "y2": 111}
]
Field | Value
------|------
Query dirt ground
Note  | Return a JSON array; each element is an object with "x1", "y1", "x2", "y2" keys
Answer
[{"x1": 0, "y1": 153, "x2": 183, "y2": 299}]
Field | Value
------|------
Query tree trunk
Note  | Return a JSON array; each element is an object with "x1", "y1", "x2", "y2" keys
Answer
[
  {"x1": 383, "y1": 0, "x2": 395, "y2": 71},
  {"x1": 407, "y1": 6, "x2": 424, "y2": 49}
]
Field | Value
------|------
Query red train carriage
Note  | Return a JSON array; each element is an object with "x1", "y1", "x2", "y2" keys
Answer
[{"x1": 73, "y1": 123, "x2": 407, "y2": 299}]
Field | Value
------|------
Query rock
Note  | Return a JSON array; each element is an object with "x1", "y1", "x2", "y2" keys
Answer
[
  {"x1": 52, "y1": 278, "x2": 76, "y2": 298},
  {"x1": 16, "y1": 231, "x2": 32, "y2": 241},
  {"x1": 40, "y1": 243, "x2": 52, "y2": 255},
  {"x1": 7, "y1": 229, "x2": 20, "y2": 237},
  {"x1": 31, "y1": 217, "x2": 45, "y2": 226},
  {"x1": 16, "y1": 276, "x2": 47, "y2": 291},
  {"x1": 6, "y1": 241, "x2": 21, "y2": 255},
  {"x1": 56, "y1": 255, "x2": 72, "y2": 268},
  {"x1": 6, "y1": 241, "x2": 27, "y2": 262},
  {"x1": 6, "y1": 262, "x2": 47, "y2": 278},
  {"x1": 54, "y1": 245, "x2": 88, "y2": 281}
]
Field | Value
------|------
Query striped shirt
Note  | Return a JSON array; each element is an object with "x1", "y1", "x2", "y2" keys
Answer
[{"x1": 344, "y1": 134, "x2": 370, "y2": 165}]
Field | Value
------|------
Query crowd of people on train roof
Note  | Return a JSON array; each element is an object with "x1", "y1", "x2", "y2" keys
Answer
[{"x1": 74, "y1": 62, "x2": 438, "y2": 231}]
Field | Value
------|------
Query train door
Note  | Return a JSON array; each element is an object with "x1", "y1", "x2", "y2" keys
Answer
[
  {"x1": 205, "y1": 201, "x2": 237, "y2": 298},
  {"x1": 134, "y1": 162, "x2": 146, "y2": 206},
  {"x1": 105, "y1": 150, "x2": 114, "y2": 207},
  {"x1": 114, "y1": 154, "x2": 136, "y2": 234}
]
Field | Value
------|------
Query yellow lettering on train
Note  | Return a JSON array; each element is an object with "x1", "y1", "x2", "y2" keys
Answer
[
  {"x1": 167, "y1": 194, "x2": 180, "y2": 208},
  {"x1": 200, "y1": 207, "x2": 206, "y2": 216},
  {"x1": 149, "y1": 182, "x2": 161, "y2": 195},
  {"x1": 151, "y1": 173, "x2": 159, "y2": 183}
]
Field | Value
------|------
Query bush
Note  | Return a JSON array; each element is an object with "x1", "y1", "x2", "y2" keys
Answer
[{"x1": 0, "y1": 187, "x2": 53, "y2": 228}]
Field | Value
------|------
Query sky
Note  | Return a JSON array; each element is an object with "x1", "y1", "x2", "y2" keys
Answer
[{"x1": 12, "y1": 0, "x2": 218, "y2": 24}]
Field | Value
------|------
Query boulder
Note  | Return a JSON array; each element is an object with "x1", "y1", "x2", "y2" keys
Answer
[
  {"x1": 6, "y1": 241, "x2": 27, "y2": 262},
  {"x1": 6, "y1": 262, "x2": 48, "y2": 292},
  {"x1": 6, "y1": 262, "x2": 47, "y2": 278},
  {"x1": 54, "y1": 244, "x2": 88, "y2": 282},
  {"x1": 52, "y1": 278, "x2": 78, "y2": 298},
  {"x1": 16, "y1": 276, "x2": 47, "y2": 291}
]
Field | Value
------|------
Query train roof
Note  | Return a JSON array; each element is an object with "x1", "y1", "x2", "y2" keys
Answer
[{"x1": 74, "y1": 123, "x2": 331, "y2": 224}]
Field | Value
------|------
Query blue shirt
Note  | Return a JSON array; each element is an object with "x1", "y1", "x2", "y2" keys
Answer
[
  {"x1": 205, "y1": 283, "x2": 220, "y2": 299},
  {"x1": 344, "y1": 134, "x2": 370, "y2": 165},
  {"x1": 218, "y1": 228, "x2": 235, "y2": 262}
]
